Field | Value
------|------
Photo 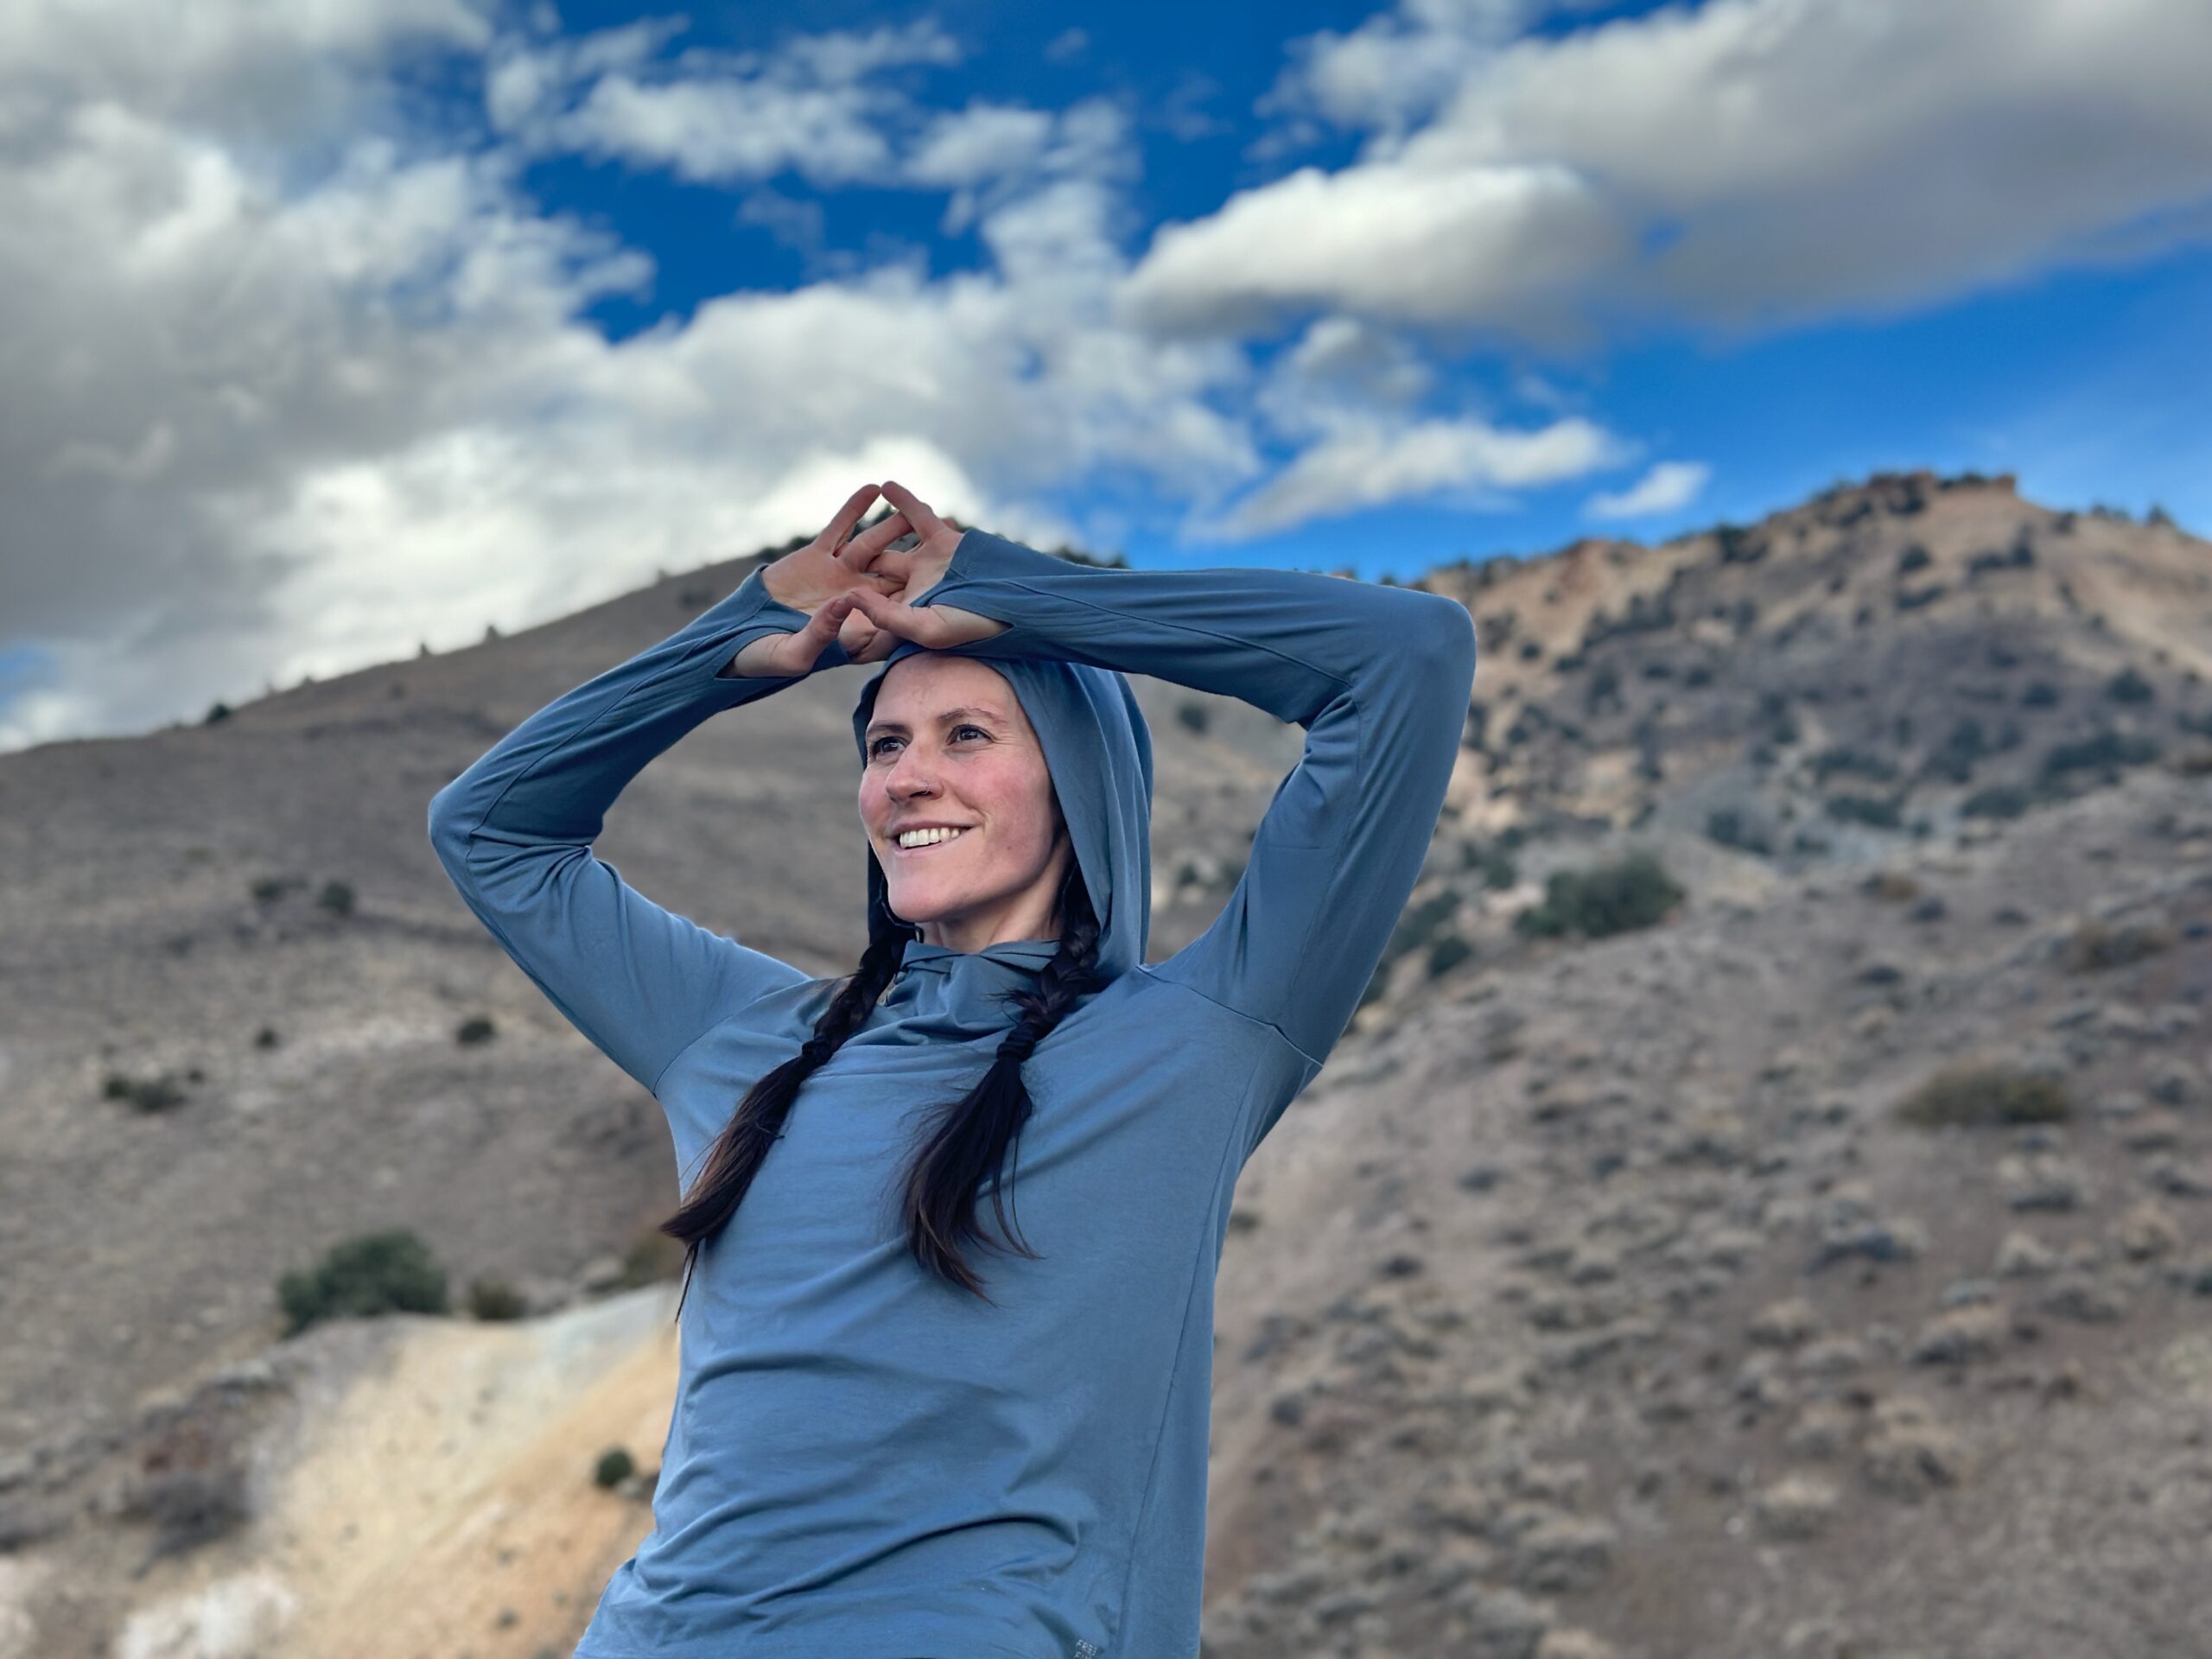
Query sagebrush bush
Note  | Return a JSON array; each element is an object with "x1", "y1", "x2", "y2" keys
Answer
[
  {"x1": 2063, "y1": 919, "x2": 2176, "y2": 973},
  {"x1": 1897, "y1": 1062, "x2": 2070, "y2": 1128},
  {"x1": 468, "y1": 1277, "x2": 529, "y2": 1320},
  {"x1": 1514, "y1": 849, "x2": 1684, "y2": 939},
  {"x1": 278, "y1": 1229, "x2": 449, "y2": 1336},
  {"x1": 595, "y1": 1447, "x2": 637, "y2": 1489}
]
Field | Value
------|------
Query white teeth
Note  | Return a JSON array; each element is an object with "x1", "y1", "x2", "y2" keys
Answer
[{"x1": 896, "y1": 826, "x2": 968, "y2": 849}]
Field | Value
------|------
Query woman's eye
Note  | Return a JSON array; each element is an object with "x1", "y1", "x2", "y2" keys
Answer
[{"x1": 869, "y1": 726, "x2": 988, "y2": 760}]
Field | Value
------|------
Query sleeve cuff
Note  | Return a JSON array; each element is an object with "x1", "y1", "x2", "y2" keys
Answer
[{"x1": 693, "y1": 562, "x2": 849, "y2": 687}]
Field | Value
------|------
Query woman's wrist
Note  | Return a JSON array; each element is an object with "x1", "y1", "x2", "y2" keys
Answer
[{"x1": 759, "y1": 557, "x2": 812, "y2": 612}]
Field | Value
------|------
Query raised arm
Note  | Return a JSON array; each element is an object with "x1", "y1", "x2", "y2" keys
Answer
[
  {"x1": 906, "y1": 527, "x2": 1478, "y2": 1071},
  {"x1": 427, "y1": 560, "x2": 842, "y2": 1096}
]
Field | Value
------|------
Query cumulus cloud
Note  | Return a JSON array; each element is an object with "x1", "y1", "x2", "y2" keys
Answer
[
  {"x1": 0, "y1": 5, "x2": 1273, "y2": 753},
  {"x1": 484, "y1": 16, "x2": 959, "y2": 186},
  {"x1": 1200, "y1": 410, "x2": 1630, "y2": 539},
  {"x1": 1585, "y1": 459, "x2": 1710, "y2": 519},
  {"x1": 1144, "y1": 0, "x2": 2212, "y2": 340}
]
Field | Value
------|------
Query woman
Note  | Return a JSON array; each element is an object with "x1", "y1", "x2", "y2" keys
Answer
[{"x1": 427, "y1": 480, "x2": 1478, "y2": 1659}]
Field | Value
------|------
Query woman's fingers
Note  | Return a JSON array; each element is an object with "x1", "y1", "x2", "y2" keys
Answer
[
  {"x1": 839, "y1": 584, "x2": 937, "y2": 646},
  {"x1": 838, "y1": 506, "x2": 912, "y2": 574},
  {"x1": 878, "y1": 480, "x2": 946, "y2": 543},
  {"x1": 820, "y1": 483, "x2": 881, "y2": 551}
]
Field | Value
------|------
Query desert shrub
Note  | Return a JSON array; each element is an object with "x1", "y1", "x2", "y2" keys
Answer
[
  {"x1": 2106, "y1": 666, "x2": 2154, "y2": 703},
  {"x1": 2063, "y1": 919, "x2": 2176, "y2": 973},
  {"x1": 104, "y1": 1071, "x2": 189, "y2": 1113},
  {"x1": 1383, "y1": 887, "x2": 1462, "y2": 973},
  {"x1": 1705, "y1": 807, "x2": 1772, "y2": 855},
  {"x1": 1896, "y1": 543, "x2": 1932, "y2": 575},
  {"x1": 2040, "y1": 729, "x2": 2159, "y2": 782},
  {"x1": 1514, "y1": 849, "x2": 1684, "y2": 940},
  {"x1": 1586, "y1": 661, "x2": 1621, "y2": 711},
  {"x1": 1921, "y1": 717, "x2": 1989, "y2": 784},
  {"x1": 1825, "y1": 792, "x2": 1904, "y2": 829},
  {"x1": 594, "y1": 1447, "x2": 636, "y2": 1489},
  {"x1": 467, "y1": 1277, "x2": 529, "y2": 1321},
  {"x1": 1967, "y1": 539, "x2": 2035, "y2": 576},
  {"x1": 1897, "y1": 1062, "x2": 2070, "y2": 1128},
  {"x1": 315, "y1": 880, "x2": 355, "y2": 917},
  {"x1": 1961, "y1": 784, "x2": 2031, "y2": 820},
  {"x1": 1812, "y1": 746, "x2": 1897, "y2": 784},
  {"x1": 1426, "y1": 933, "x2": 1474, "y2": 978},
  {"x1": 278, "y1": 1229, "x2": 449, "y2": 1337},
  {"x1": 1460, "y1": 841, "x2": 1518, "y2": 890},
  {"x1": 1176, "y1": 701, "x2": 1209, "y2": 734},
  {"x1": 456, "y1": 1016, "x2": 497, "y2": 1046}
]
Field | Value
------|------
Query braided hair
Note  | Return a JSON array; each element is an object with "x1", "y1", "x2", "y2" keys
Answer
[{"x1": 660, "y1": 856, "x2": 1102, "y2": 1319}]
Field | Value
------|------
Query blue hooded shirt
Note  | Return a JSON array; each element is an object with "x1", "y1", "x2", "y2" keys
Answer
[{"x1": 428, "y1": 528, "x2": 1478, "y2": 1659}]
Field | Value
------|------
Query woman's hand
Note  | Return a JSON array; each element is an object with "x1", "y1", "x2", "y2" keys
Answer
[
  {"x1": 728, "y1": 485, "x2": 910, "y2": 677},
  {"x1": 727, "y1": 480, "x2": 1005, "y2": 675},
  {"x1": 830, "y1": 478, "x2": 1008, "y2": 657}
]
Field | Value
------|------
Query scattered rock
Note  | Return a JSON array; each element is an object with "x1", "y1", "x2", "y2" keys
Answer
[
  {"x1": 1861, "y1": 1395, "x2": 1969, "y2": 1500},
  {"x1": 1999, "y1": 1152, "x2": 2090, "y2": 1211},
  {"x1": 1748, "y1": 1296, "x2": 1821, "y2": 1347},
  {"x1": 1908, "y1": 1304, "x2": 2007, "y2": 1365},
  {"x1": 2039, "y1": 1274, "x2": 2129, "y2": 1324},
  {"x1": 2112, "y1": 1198, "x2": 2182, "y2": 1260},
  {"x1": 1752, "y1": 1472, "x2": 1841, "y2": 1541},
  {"x1": 1994, "y1": 1229, "x2": 2058, "y2": 1277}
]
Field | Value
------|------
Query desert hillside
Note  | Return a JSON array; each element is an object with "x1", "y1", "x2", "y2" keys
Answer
[{"x1": 3, "y1": 469, "x2": 2209, "y2": 1657}]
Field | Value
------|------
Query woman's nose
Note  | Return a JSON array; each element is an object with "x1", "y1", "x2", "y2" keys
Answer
[{"x1": 887, "y1": 746, "x2": 938, "y2": 796}]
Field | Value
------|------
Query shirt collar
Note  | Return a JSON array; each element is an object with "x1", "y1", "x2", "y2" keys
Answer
[{"x1": 897, "y1": 936, "x2": 1062, "y2": 976}]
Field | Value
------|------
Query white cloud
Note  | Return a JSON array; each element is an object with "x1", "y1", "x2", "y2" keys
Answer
[
  {"x1": 1585, "y1": 458, "x2": 1710, "y2": 519},
  {"x1": 908, "y1": 102, "x2": 1059, "y2": 188},
  {"x1": 0, "y1": 7, "x2": 1274, "y2": 753},
  {"x1": 1153, "y1": 0, "x2": 2212, "y2": 340},
  {"x1": 1122, "y1": 156, "x2": 1626, "y2": 345},
  {"x1": 486, "y1": 16, "x2": 962, "y2": 188},
  {"x1": 1198, "y1": 410, "x2": 1630, "y2": 539}
]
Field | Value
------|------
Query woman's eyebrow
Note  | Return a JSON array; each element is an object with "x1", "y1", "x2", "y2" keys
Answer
[{"x1": 864, "y1": 705, "x2": 1003, "y2": 740}]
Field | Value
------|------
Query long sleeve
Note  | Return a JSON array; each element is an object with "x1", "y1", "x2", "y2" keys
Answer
[
  {"x1": 912, "y1": 528, "x2": 1478, "y2": 1070},
  {"x1": 427, "y1": 562, "x2": 838, "y2": 1096}
]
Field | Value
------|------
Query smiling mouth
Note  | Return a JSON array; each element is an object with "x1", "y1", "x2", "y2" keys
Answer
[{"x1": 889, "y1": 828, "x2": 971, "y2": 856}]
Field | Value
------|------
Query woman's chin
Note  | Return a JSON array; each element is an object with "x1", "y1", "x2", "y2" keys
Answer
[{"x1": 887, "y1": 884, "x2": 962, "y2": 927}]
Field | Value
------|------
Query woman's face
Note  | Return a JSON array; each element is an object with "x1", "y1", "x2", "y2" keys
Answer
[{"x1": 859, "y1": 653, "x2": 1071, "y2": 951}]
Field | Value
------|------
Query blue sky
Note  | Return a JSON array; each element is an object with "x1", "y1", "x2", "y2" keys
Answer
[{"x1": 3, "y1": 0, "x2": 2209, "y2": 750}]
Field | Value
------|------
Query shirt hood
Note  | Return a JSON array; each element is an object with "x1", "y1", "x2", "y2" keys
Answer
[{"x1": 850, "y1": 636, "x2": 1153, "y2": 988}]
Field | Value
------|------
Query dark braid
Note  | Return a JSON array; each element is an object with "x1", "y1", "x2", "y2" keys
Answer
[
  {"x1": 659, "y1": 860, "x2": 1102, "y2": 1319},
  {"x1": 660, "y1": 885, "x2": 915, "y2": 1324},
  {"x1": 897, "y1": 860, "x2": 1101, "y2": 1304}
]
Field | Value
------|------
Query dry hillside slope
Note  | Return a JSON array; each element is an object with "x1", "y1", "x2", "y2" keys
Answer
[{"x1": 3, "y1": 470, "x2": 2209, "y2": 1657}]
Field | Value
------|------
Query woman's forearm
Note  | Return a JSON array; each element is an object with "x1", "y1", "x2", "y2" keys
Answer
[{"x1": 426, "y1": 560, "x2": 830, "y2": 1092}]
